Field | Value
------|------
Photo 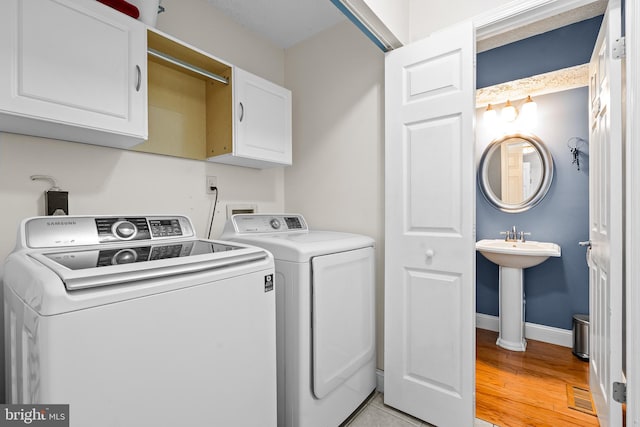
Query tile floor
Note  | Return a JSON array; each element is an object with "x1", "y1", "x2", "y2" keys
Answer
[{"x1": 343, "y1": 392, "x2": 498, "y2": 427}]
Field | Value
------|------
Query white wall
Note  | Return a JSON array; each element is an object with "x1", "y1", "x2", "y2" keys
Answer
[
  {"x1": 0, "y1": 134, "x2": 285, "y2": 247},
  {"x1": 284, "y1": 21, "x2": 385, "y2": 368},
  {"x1": 157, "y1": 0, "x2": 285, "y2": 85},
  {"x1": 0, "y1": 0, "x2": 286, "y2": 403},
  {"x1": 409, "y1": 0, "x2": 512, "y2": 42}
]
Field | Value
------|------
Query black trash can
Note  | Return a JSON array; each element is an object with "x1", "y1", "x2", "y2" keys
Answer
[{"x1": 572, "y1": 314, "x2": 589, "y2": 360}]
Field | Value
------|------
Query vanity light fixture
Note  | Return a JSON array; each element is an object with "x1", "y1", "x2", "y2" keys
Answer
[{"x1": 482, "y1": 96, "x2": 538, "y2": 128}]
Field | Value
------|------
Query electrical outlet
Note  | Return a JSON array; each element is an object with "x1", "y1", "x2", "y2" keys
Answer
[{"x1": 206, "y1": 176, "x2": 217, "y2": 194}]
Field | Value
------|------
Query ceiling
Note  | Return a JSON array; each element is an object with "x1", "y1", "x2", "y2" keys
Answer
[
  {"x1": 204, "y1": 0, "x2": 606, "y2": 51},
  {"x1": 205, "y1": 0, "x2": 346, "y2": 49},
  {"x1": 478, "y1": 0, "x2": 607, "y2": 52}
]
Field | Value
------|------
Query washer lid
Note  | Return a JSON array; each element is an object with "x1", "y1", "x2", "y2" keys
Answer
[{"x1": 29, "y1": 239, "x2": 267, "y2": 290}]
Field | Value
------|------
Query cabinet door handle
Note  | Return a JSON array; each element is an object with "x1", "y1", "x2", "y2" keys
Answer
[
  {"x1": 135, "y1": 65, "x2": 142, "y2": 92},
  {"x1": 239, "y1": 102, "x2": 244, "y2": 122}
]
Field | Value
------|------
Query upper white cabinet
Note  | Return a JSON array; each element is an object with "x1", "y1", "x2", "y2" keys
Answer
[
  {"x1": 208, "y1": 68, "x2": 292, "y2": 168},
  {"x1": 132, "y1": 29, "x2": 292, "y2": 169},
  {"x1": 0, "y1": 0, "x2": 147, "y2": 148},
  {"x1": 0, "y1": 1, "x2": 291, "y2": 168}
]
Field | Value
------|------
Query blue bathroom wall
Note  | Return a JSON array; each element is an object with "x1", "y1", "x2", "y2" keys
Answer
[
  {"x1": 475, "y1": 18, "x2": 601, "y2": 330},
  {"x1": 477, "y1": 16, "x2": 602, "y2": 89},
  {"x1": 475, "y1": 88, "x2": 589, "y2": 330}
]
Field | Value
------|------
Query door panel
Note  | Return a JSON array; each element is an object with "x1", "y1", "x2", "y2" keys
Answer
[
  {"x1": 404, "y1": 270, "x2": 462, "y2": 395},
  {"x1": 404, "y1": 50, "x2": 462, "y2": 100},
  {"x1": 234, "y1": 68, "x2": 292, "y2": 164},
  {"x1": 385, "y1": 20, "x2": 475, "y2": 427},
  {"x1": 588, "y1": 1, "x2": 623, "y2": 425},
  {"x1": 20, "y1": 0, "x2": 129, "y2": 116},
  {"x1": 0, "y1": 0, "x2": 146, "y2": 136},
  {"x1": 406, "y1": 116, "x2": 463, "y2": 233}
]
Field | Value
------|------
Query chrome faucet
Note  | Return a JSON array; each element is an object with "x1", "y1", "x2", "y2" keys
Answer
[
  {"x1": 500, "y1": 226, "x2": 516, "y2": 241},
  {"x1": 500, "y1": 226, "x2": 531, "y2": 242}
]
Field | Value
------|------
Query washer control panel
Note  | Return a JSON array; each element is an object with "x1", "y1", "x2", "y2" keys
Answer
[
  {"x1": 148, "y1": 218, "x2": 184, "y2": 238},
  {"x1": 231, "y1": 214, "x2": 308, "y2": 234},
  {"x1": 97, "y1": 217, "x2": 152, "y2": 242},
  {"x1": 98, "y1": 217, "x2": 190, "y2": 242},
  {"x1": 25, "y1": 215, "x2": 195, "y2": 248}
]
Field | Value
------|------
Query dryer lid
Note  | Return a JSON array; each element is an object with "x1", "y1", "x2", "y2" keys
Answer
[{"x1": 222, "y1": 214, "x2": 374, "y2": 262}]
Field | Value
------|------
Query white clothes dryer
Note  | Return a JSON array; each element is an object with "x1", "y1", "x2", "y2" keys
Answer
[
  {"x1": 3, "y1": 215, "x2": 277, "y2": 427},
  {"x1": 222, "y1": 214, "x2": 376, "y2": 427}
]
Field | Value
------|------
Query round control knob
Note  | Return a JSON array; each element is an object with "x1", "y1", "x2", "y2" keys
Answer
[
  {"x1": 112, "y1": 221, "x2": 137, "y2": 240},
  {"x1": 112, "y1": 249, "x2": 137, "y2": 265},
  {"x1": 270, "y1": 218, "x2": 281, "y2": 230}
]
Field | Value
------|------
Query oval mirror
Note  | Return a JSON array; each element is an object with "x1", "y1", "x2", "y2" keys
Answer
[{"x1": 478, "y1": 133, "x2": 553, "y2": 213}]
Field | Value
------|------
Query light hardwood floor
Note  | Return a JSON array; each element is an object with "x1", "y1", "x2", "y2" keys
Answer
[{"x1": 476, "y1": 328, "x2": 600, "y2": 427}]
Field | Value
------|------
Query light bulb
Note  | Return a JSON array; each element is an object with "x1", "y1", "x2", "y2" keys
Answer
[
  {"x1": 483, "y1": 104, "x2": 497, "y2": 125},
  {"x1": 501, "y1": 100, "x2": 518, "y2": 122}
]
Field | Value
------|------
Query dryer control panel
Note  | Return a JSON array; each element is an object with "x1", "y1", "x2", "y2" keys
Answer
[{"x1": 229, "y1": 214, "x2": 308, "y2": 234}]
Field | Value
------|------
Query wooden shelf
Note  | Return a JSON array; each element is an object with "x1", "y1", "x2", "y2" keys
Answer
[{"x1": 132, "y1": 29, "x2": 232, "y2": 160}]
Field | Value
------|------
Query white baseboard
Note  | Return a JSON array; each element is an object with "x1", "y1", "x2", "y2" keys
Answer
[
  {"x1": 376, "y1": 369, "x2": 384, "y2": 393},
  {"x1": 476, "y1": 313, "x2": 573, "y2": 348}
]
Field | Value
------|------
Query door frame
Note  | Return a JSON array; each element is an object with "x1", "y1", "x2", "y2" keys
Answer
[
  {"x1": 471, "y1": 0, "x2": 638, "y2": 424},
  {"x1": 624, "y1": 1, "x2": 640, "y2": 424}
]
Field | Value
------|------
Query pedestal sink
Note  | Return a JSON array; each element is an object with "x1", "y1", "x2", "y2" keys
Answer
[{"x1": 476, "y1": 239, "x2": 561, "y2": 351}]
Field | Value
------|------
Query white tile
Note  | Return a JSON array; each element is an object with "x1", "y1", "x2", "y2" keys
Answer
[
  {"x1": 348, "y1": 405, "x2": 421, "y2": 427},
  {"x1": 360, "y1": 393, "x2": 494, "y2": 427},
  {"x1": 366, "y1": 393, "x2": 429, "y2": 426},
  {"x1": 370, "y1": 392, "x2": 385, "y2": 408}
]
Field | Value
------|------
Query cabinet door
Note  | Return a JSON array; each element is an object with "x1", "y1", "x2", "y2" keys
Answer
[
  {"x1": 0, "y1": 0, "x2": 147, "y2": 147},
  {"x1": 234, "y1": 68, "x2": 292, "y2": 166}
]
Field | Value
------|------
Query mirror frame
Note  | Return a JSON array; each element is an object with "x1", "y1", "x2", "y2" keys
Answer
[{"x1": 478, "y1": 132, "x2": 554, "y2": 213}]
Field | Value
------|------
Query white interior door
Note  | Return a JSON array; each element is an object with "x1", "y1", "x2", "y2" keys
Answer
[
  {"x1": 384, "y1": 20, "x2": 475, "y2": 427},
  {"x1": 588, "y1": 1, "x2": 623, "y2": 425}
]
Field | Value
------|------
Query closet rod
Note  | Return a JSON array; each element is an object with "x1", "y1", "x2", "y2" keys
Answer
[{"x1": 147, "y1": 48, "x2": 229, "y2": 85}]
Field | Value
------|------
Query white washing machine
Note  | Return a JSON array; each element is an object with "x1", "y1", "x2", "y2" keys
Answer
[
  {"x1": 3, "y1": 215, "x2": 277, "y2": 427},
  {"x1": 222, "y1": 214, "x2": 376, "y2": 427}
]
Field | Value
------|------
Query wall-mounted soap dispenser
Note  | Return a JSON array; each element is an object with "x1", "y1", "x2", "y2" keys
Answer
[{"x1": 31, "y1": 175, "x2": 68, "y2": 216}]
